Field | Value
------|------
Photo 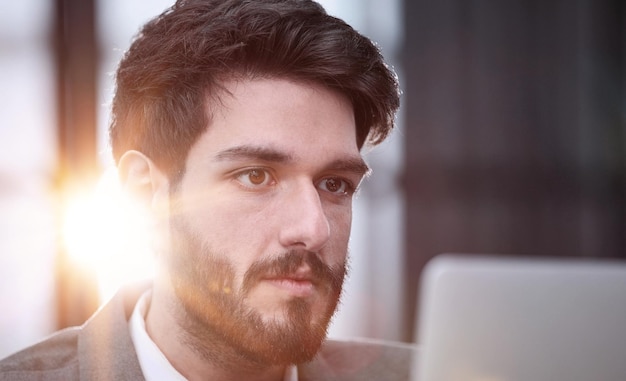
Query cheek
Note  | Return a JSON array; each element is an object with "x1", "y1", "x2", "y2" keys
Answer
[
  {"x1": 185, "y1": 194, "x2": 274, "y2": 266},
  {"x1": 325, "y1": 205, "x2": 353, "y2": 259},
  {"x1": 185, "y1": 188, "x2": 263, "y2": 236},
  {"x1": 329, "y1": 199, "x2": 353, "y2": 230}
]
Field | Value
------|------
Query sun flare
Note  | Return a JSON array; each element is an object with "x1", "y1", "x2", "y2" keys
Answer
[{"x1": 61, "y1": 169, "x2": 155, "y2": 301}]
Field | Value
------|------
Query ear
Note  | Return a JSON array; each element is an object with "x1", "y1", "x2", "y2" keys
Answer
[{"x1": 118, "y1": 150, "x2": 170, "y2": 210}]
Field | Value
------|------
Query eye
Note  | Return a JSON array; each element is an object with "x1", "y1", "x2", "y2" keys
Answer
[
  {"x1": 317, "y1": 177, "x2": 353, "y2": 195},
  {"x1": 235, "y1": 168, "x2": 275, "y2": 188}
]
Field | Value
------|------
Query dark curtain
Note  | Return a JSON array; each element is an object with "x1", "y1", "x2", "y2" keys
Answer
[{"x1": 402, "y1": 0, "x2": 625, "y2": 341}]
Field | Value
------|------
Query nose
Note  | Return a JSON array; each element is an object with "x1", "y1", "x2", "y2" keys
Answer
[{"x1": 278, "y1": 182, "x2": 330, "y2": 252}]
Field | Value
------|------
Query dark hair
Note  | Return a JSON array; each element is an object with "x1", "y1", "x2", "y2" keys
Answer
[{"x1": 109, "y1": 0, "x2": 399, "y2": 180}]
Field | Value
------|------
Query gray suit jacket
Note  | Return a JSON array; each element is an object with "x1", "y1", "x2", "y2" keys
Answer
[{"x1": 0, "y1": 284, "x2": 418, "y2": 380}]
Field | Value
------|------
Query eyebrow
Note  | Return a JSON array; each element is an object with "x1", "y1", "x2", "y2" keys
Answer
[
  {"x1": 325, "y1": 157, "x2": 371, "y2": 179},
  {"x1": 214, "y1": 145, "x2": 370, "y2": 177},
  {"x1": 214, "y1": 145, "x2": 294, "y2": 163}
]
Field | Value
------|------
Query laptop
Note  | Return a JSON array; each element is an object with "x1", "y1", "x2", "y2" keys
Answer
[{"x1": 413, "y1": 254, "x2": 626, "y2": 381}]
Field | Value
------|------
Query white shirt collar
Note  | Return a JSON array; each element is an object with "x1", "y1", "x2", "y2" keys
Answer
[
  {"x1": 129, "y1": 291, "x2": 188, "y2": 381},
  {"x1": 129, "y1": 290, "x2": 298, "y2": 381}
]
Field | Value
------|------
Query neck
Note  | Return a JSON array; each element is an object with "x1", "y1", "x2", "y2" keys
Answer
[{"x1": 145, "y1": 280, "x2": 288, "y2": 381}]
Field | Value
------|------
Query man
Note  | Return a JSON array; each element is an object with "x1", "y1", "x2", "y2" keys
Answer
[{"x1": 0, "y1": 0, "x2": 417, "y2": 380}]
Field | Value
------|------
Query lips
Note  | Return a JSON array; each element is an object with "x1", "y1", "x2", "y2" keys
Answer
[
  {"x1": 265, "y1": 278, "x2": 315, "y2": 297},
  {"x1": 241, "y1": 250, "x2": 342, "y2": 297},
  {"x1": 262, "y1": 266, "x2": 318, "y2": 297}
]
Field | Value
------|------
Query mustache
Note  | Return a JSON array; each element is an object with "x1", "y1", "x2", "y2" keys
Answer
[{"x1": 241, "y1": 250, "x2": 345, "y2": 294}]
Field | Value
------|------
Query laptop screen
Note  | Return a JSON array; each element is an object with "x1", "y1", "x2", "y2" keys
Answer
[{"x1": 414, "y1": 254, "x2": 626, "y2": 381}]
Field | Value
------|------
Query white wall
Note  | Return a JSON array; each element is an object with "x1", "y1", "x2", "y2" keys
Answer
[{"x1": 0, "y1": 0, "x2": 57, "y2": 358}]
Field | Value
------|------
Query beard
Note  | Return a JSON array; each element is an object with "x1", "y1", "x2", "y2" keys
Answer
[{"x1": 166, "y1": 214, "x2": 347, "y2": 367}]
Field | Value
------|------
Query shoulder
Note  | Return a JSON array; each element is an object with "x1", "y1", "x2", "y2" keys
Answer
[
  {"x1": 0, "y1": 283, "x2": 149, "y2": 381},
  {"x1": 0, "y1": 328, "x2": 80, "y2": 380},
  {"x1": 299, "y1": 337, "x2": 419, "y2": 381}
]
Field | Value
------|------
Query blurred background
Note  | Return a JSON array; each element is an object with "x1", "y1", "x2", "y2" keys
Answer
[{"x1": 0, "y1": 0, "x2": 623, "y2": 358}]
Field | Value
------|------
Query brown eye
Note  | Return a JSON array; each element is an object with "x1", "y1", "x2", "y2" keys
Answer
[
  {"x1": 318, "y1": 177, "x2": 351, "y2": 195},
  {"x1": 325, "y1": 178, "x2": 341, "y2": 192},
  {"x1": 248, "y1": 169, "x2": 266, "y2": 185},
  {"x1": 235, "y1": 168, "x2": 274, "y2": 188}
]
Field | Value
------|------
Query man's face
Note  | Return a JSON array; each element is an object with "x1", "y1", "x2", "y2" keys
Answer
[{"x1": 163, "y1": 78, "x2": 367, "y2": 365}]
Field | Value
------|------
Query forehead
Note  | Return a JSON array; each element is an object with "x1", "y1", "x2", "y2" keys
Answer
[{"x1": 188, "y1": 78, "x2": 361, "y2": 167}]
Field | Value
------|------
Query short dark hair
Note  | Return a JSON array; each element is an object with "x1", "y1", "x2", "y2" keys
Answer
[{"x1": 109, "y1": 0, "x2": 400, "y2": 179}]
